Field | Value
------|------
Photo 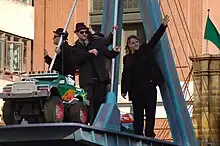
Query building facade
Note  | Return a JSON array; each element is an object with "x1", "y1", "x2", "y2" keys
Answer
[{"x1": 0, "y1": 0, "x2": 220, "y2": 140}]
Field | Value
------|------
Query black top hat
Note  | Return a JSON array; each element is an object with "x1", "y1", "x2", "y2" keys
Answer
[
  {"x1": 53, "y1": 28, "x2": 69, "y2": 40},
  {"x1": 74, "y1": 22, "x2": 89, "y2": 33}
]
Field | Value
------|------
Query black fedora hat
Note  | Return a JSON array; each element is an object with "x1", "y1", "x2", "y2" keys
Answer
[
  {"x1": 53, "y1": 28, "x2": 69, "y2": 40},
  {"x1": 74, "y1": 22, "x2": 89, "y2": 33}
]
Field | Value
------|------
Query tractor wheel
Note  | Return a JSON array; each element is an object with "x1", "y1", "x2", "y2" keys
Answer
[
  {"x1": 68, "y1": 102, "x2": 89, "y2": 124},
  {"x1": 44, "y1": 96, "x2": 64, "y2": 123},
  {"x1": 3, "y1": 100, "x2": 21, "y2": 125}
]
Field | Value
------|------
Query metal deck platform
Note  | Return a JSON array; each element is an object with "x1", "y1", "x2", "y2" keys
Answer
[{"x1": 0, "y1": 123, "x2": 179, "y2": 146}]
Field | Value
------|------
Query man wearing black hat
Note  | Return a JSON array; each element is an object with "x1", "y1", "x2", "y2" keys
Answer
[
  {"x1": 44, "y1": 28, "x2": 75, "y2": 77},
  {"x1": 73, "y1": 22, "x2": 120, "y2": 124}
]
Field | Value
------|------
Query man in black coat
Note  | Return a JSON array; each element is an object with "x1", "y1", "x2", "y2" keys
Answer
[
  {"x1": 44, "y1": 28, "x2": 75, "y2": 77},
  {"x1": 73, "y1": 22, "x2": 120, "y2": 124},
  {"x1": 121, "y1": 15, "x2": 170, "y2": 137}
]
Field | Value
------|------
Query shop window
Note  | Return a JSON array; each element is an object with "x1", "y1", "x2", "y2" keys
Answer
[
  {"x1": 0, "y1": 32, "x2": 31, "y2": 73},
  {"x1": 6, "y1": 42, "x2": 23, "y2": 72},
  {"x1": 91, "y1": 0, "x2": 138, "y2": 12}
]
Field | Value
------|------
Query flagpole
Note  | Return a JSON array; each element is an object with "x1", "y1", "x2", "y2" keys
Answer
[{"x1": 206, "y1": 9, "x2": 210, "y2": 54}]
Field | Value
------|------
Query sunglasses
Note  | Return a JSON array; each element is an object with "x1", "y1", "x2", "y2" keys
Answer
[{"x1": 79, "y1": 31, "x2": 88, "y2": 34}]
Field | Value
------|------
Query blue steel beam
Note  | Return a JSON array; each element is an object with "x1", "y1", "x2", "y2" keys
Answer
[
  {"x1": 138, "y1": 0, "x2": 198, "y2": 145},
  {"x1": 0, "y1": 123, "x2": 179, "y2": 146},
  {"x1": 101, "y1": 0, "x2": 114, "y2": 36}
]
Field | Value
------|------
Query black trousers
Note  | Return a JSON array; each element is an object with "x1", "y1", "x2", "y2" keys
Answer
[
  {"x1": 130, "y1": 84, "x2": 157, "y2": 137},
  {"x1": 82, "y1": 80, "x2": 107, "y2": 124}
]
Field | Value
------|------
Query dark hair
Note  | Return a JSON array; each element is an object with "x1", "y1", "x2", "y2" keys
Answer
[{"x1": 125, "y1": 35, "x2": 140, "y2": 54}]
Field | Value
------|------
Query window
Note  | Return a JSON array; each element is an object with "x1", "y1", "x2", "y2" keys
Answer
[
  {"x1": 92, "y1": 0, "x2": 104, "y2": 11},
  {"x1": 22, "y1": 0, "x2": 31, "y2": 5},
  {"x1": 0, "y1": 39, "x2": 5, "y2": 69},
  {"x1": 6, "y1": 42, "x2": 23, "y2": 72},
  {"x1": 9, "y1": 0, "x2": 33, "y2": 6},
  {"x1": 124, "y1": 0, "x2": 138, "y2": 9},
  {"x1": 91, "y1": 0, "x2": 138, "y2": 12},
  {"x1": 0, "y1": 32, "x2": 31, "y2": 73}
]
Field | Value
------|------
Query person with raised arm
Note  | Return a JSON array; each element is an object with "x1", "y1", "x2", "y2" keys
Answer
[{"x1": 121, "y1": 15, "x2": 170, "y2": 137}]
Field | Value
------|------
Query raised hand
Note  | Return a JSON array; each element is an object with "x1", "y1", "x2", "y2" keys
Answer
[
  {"x1": 112, "y1": 25, "x2": 119, "y2": 34},
  {"x1": 113, "y1": 46, "x2": 121, "y2": 52},
  {"x1": 162, "y1": 15, "x2": 170, "y2": 26},
  {"x1": 121, "y1": 93, "x2": 127, "y2": 99},
  {"x1": 44, "y1": 49, "x2": 48, "y2": 56}
]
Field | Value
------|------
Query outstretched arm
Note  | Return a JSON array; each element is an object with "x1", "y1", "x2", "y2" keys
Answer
[
  {"x1": 104, "y1": 46, "x2": 120, "y2": 59},
  {"x1": 143, "y1": 15, "x2": 170, "y2": 50}
]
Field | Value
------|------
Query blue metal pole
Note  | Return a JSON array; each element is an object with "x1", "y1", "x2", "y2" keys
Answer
[
  {"x1": 101, "y1": 0, "x2": 114, "y2": 36},
  {"x1": 101, "y1": 0, "x2": 124, "y2": 102},
  {"x1": 112, "y1": 0, "x2": 124, "y2": 98},
  {"x1": 110, "y1": 0, "x2": 119, "y2": 92}
]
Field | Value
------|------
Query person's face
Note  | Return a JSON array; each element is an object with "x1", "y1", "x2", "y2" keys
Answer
[
  {"x1": 128, "y1": 38, "x2": 140, "y2": 51},
  {"x1": 76, "y1": 29, "x2": 89, "y2": 41},
  {"x1": 53, "y1": 33, "x2": 60, "y2": 45}
]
